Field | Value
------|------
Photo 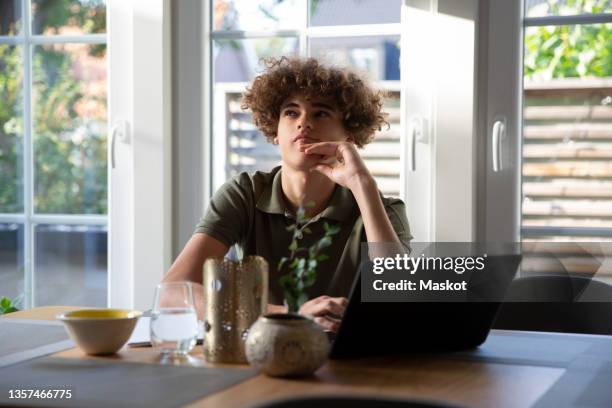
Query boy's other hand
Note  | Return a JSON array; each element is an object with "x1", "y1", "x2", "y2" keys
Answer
[{"x1": 299, "y1": 295, "x2": 348, "y2": 333}]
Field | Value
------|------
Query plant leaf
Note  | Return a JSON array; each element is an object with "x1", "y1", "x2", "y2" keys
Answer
[
  {"x1": 318, "y1": 236, "x2": 331, "y2": 249},
  {"x1": 297, "y1": 293, "x2": 309, "y2": 308},
  {"x1": 288, "y1": 240, "x2": 298, "y2": 251},
  {"x1": 0, "y1": 297, "x2": 10, "y2": 309},
  {"x1": 304, "y1": 274, "x2": 316, "y2": 287}
]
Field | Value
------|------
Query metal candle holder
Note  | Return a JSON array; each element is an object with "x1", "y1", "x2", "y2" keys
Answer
[{"x1": 202, "y1": 256, "x2": 268, "y2": 363}]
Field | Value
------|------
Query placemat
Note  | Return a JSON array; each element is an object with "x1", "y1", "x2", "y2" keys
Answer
[
  {"x1": 0, "y1": 320, "x2": 74, "y2": 368},
  {"x1": 446, "y1": 331, "x2": 594, "y2": 368},
  {"x1": 533, "y1": 355, "x2": 612, "y2": 407},
  {"x1": 0, "y1": 356, "x2": 258, "y2": 407}
]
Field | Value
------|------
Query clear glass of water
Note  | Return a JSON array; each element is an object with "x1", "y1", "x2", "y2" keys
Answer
[{"x1": 150, "y1": 282, "x2": 198, "y2": 355}]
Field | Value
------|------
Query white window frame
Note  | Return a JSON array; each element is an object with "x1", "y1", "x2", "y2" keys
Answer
[{"x1": 0, "y1": 1, "x2": 107, "y2": 309}]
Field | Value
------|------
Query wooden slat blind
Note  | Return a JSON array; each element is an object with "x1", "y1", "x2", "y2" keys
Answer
[{"x1": 522, "y1": 78, "x2": 612, "y2": 234}]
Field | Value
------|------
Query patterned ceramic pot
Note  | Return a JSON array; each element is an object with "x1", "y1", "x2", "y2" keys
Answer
[{"x1": 245, "y1": 313, "x2": 330, "y2": 377}]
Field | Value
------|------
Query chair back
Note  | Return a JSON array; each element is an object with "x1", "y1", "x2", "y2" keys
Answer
[{"x1": 493, "y1": 275, "x2": 612, "y2": 334}]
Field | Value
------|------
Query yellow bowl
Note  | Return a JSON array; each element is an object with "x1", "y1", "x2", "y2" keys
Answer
[{"x1": 57, "y1": 309, "x2": 142, "y2": 355}]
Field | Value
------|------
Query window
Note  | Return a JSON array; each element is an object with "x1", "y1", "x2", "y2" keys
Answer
[
  {"x1": 519, "y1": 0, "x2": 612, "y2": 279},
  {"x1": 209, "y1": 0, "x2": 402, "y2": 197},
  {"x1": 0, "y1": 0, "x2": 107, "y2": 309}
]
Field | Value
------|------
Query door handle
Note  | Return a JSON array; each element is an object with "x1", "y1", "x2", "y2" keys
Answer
[
  {"x1": 407, "y1": 117, "x2": 428, "y2": 172},
  {"x1": 111, "y1": 120, "x2": 130, "y2": 169},
  {"x1": 491, "y1": 117, "x2": 506, "y2": 172}
]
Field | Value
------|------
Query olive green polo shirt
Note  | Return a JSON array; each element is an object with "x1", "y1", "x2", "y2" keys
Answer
[{"x1": 195, "y1": 166, "x2": 412, "y2": 304}]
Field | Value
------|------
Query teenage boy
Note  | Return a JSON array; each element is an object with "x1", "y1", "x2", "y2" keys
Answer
[{"x1": 163, "y1": 57, "x2": 411, "y2": 332}]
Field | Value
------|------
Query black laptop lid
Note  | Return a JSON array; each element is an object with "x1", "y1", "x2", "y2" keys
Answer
[{"x1": 330, "y1": 254, "x2": 522, "y2": 359}]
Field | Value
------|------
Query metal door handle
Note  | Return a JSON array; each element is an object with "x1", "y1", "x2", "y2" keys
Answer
[
  {"x1": 492, "y1": 118, "x2": 506, "y2": 172},
  {"x1": 407, "y1": 117, "x2": 428, "y2": 172},
  {"x1": 111, "y1": 120, "x2": 129, "y2": 169}
]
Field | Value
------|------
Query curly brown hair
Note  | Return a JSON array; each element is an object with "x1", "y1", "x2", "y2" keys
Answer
[{"x1": 241, "y1": 56, "x2": 388, "y2": 148}]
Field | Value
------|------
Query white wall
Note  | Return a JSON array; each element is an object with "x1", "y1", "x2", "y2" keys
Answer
[{"x1": 171, "y1": 0, "x2": 205, "y2": 258}]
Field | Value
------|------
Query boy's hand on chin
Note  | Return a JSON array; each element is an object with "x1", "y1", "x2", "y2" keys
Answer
[{"x1": 300, "y1": 141, "x2": 373, "y2": 191}]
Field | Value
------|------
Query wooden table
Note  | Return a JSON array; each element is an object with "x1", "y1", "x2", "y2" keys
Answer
[{"x1": 3, "y1": 307, "x2": 569, "y2": 408}]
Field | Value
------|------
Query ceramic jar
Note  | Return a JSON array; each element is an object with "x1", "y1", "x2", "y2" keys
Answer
[{"x1": 245, "y1": 313, "x2": 330, "y2": 377}]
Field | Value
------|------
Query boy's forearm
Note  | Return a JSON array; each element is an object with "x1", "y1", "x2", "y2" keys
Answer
[
  {"x1": 163, "y1": 233, "x2": 229, "y2": 284},
  {"x1": 350, "y1": 175, "x2": 401, "y2": 245}
]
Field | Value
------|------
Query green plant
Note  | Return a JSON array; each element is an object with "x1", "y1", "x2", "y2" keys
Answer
[
  {"x1": 277, "y1": 204, "x2": 340, "y2": 313},
  {"x1": 0, "y1": 1, "x2": 107, "y2": 215},
  {"x1": 0, "y1": 294, "x2": 22, "y2": 315},
  {"x1": 524, "y1": 0, "x2": 612, "y2": 80}
]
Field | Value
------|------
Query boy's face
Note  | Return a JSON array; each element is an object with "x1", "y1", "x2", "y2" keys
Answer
[{"x1": 275, "y1": 93, "x2": 351, "y2": 171}]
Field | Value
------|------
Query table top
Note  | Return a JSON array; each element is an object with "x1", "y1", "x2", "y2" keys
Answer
[{"x1": 1, "y1": 307, "x2": 576, "y2": 408}]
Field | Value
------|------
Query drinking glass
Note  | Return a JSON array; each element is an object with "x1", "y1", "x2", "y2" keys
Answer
[{"x1": 150, "y1": 282, "x2": 198, "y2": 355}]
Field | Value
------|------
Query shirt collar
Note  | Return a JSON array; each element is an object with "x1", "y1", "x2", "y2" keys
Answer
[{"x1": 255, "y1": 166, "x2": 355, "y2": 222}]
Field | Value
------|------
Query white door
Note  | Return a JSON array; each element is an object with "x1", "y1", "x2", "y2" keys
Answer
[
  {"x1": 107, "y1": 0, "x2": 172, "y2": 310},
  {"x1": 403, "y1": 0, "x2": 479, "y2": 242}
]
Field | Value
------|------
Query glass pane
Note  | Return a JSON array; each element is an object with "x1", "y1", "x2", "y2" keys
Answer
[
  {"x1": 0, "y1": 44, "x2": 24, "y2": 213},
  {"x1": 363, "y1": 91, "x2": 401, "y2": 198},
  {"x1": 0, "y1": 223, "x2": 24, "y2": 305},
  {"x1": 309, "y1": 0, "x2": 401, "y2": 26},
  {"x1": 34, "y1": 224, "x2": 107, "y2": 307},
  {"x1": 0, "y1": 0, "x2": 22, "y2": 35},
  {"x1": 32, "y1": 0, "x2": 106, "y2": 35},
  {"x1": 32, "y1": 43, "x2": 107, "y2": 214},
  {"x1": 213, "y1": 38, "x2": 298, "y2": 187},
  {"x1": 524, "y1": 24, "x2": 612, "y2": 80},
  {"x1": 213, "y1": 38, "x2": 299, "y2": 83},
  {"x1": 213, "y1": 0, "x2": 301, "y2": 31},
  {"x1": 522, "y1": 23, "x2": 612, "y2": 242},
  {"x1": 309, "y1": 36, "x2": 400, "y2": 81},
  {"x1": 526, "y1": 0, "x2": 612, "y2": 18},
  {"x1": 223, "y1": 91, "x2": 282, "y2": 179}
]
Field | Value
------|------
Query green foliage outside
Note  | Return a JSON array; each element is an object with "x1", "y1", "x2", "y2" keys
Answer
[
  {"x1": 0, "y1": 0, "x2": 107, "y2": 215},
  {"x1": 0, "y1": 43, "x2": 23, "y2": 213},
  {"x1": 524, "y1": 0, "x2": 612, "y2": 79}
]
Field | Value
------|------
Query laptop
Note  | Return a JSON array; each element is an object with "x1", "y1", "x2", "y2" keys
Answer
[{"x1": 329, "y1": 254, "x2": 522, "y2": 359}]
